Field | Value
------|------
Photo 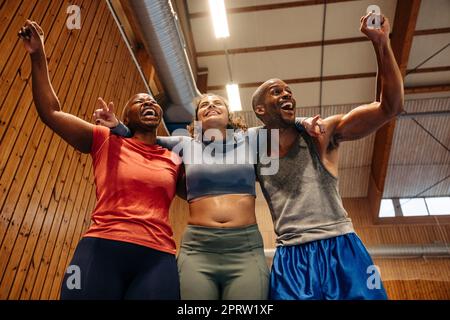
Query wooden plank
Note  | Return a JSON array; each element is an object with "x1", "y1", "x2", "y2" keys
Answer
[
  {"x1": 406, "y1": 65, "x2": 450, "y2": 74},
  {"x1": 0, "y1": 0, "x2": 37, "y2": 76},
  {"x1": 0, "y1": 0, "x2": 67, "y2": 183},
  {"x1": 0, "y1": 0, "x2": 98, "y2": 298},
  {"x1": 6, "y1": 0, "x2": 105, "y2": 299},
  {"x1": 17, "y1": 2, "x2": 113, "y2": 299},
  {"x1": 0, "y1": 0, "x2": 87, "y2": 247},
  {"x1": 0, "y1": 0, "x2": 66, "y2": 249},
  {"x1": 198, "y1": 37, "x2": 367, "y2": 57},
  {"x1": 207, "y1": 66, "x2": 449, "y2": 91},
  {"x1": 0, "y1": 0, "x2": 23, "y2": 42},
  {"x1": 0, "y1": 0, "x2": 49, "y2": 142},
  {"x1": 405, "y1": 83, "x2": 450, "y2": 94},
  {"x1": 414, "y1": 27, "x2": 450, "y2": 36},
  {"x1": 207, "y1": 72, "x2": 377, "y2": 91},
  {"x1": 196, "y1": 67, "x2": 208, "y2": 93},
  {"x1": 33, "y1": 150, "x2": 86, "y2": 299}
]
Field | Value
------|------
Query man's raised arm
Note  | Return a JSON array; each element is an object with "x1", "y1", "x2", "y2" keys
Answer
[{"x1": 325, "y1": 13, "x2": 404, "y2": 146}]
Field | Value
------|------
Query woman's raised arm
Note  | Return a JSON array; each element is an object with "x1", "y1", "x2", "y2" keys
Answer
[{"x1": 20, "y1": 20, "x2": 94, "y2": 153}]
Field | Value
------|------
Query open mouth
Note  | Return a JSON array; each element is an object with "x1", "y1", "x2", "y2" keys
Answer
[
  {"x1": 204, "y1": 109, "x2": 220, "y2": 117},
  {"x1": 141, "y1": 107, "x2": 159, "y2": 119},
  {"x1": 280, "y1": 102, "x2": 294, "y2": 111}
]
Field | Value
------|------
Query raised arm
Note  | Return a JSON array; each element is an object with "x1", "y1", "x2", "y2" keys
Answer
[
  {"x1": 21, "y1": 20, "x2": 93, "y2": 153},
  {"x1": 324, "y1": 13, "x2": 404, "y2": 147}
]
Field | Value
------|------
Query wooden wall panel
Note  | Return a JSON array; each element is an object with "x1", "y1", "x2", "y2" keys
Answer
[
  {"x1": 169, "y1": 197, "x2": 190, "y2": 251},
  {"x1": 0, "y1": 0, "x2": 153, "y2": 299},
  {"x1": 374, "y1": 258, "x2": 450, "y2": 299}
]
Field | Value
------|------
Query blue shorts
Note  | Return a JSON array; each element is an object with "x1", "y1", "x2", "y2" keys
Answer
[{"x1": 270, "y1": 233, "x2": 388, "y2": 300}]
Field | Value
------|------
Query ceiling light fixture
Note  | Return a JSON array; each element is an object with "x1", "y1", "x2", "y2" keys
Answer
[
  {"x1": 226, "y1": 83, "x2": 242, "y2": 112},
  {"x1": 208, "y1": 0, "x2": 230, "y2": 38}
]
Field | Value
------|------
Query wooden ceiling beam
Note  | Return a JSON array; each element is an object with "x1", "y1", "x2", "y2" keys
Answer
[
  {"x1": 404, "y1": 83, "x2": 450, "y2": 94},
  {"x1": 207, "y1": 72, "x2": 375, "y2": 91},
  {"x1": 406, "y1": 65, "x2": 450, "y2": 74},
  {"x1": 209, "y1": 82, "x2": 450, "y2": 94},
  {"x1": 196, "y1": 67, "x2": 209, "y2": 93},
  {"x1": 198, "y1": 37, "x2": 367, "y2": 57},
  {"x1": 414, "y1": 27, "x2": 450, "y2": 36},
  {"x1": 196, "y1": 27, "x2": 450, "y2": 57},
  {"x1": 206, "y1": 66, "x2": 450, "y2": 91}
]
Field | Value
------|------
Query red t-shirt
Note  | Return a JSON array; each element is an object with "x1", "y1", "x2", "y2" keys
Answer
[{"x1": 84, "y1": 126, "x2": 181, "y2": 254}]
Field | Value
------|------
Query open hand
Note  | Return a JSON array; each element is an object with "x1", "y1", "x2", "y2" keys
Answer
[
  {"x1": 302, "y1": 115, "x2": 325, "y2": 137},
  {"x1": 93, "y1": 98, "x2": 119, "y2": 128}
]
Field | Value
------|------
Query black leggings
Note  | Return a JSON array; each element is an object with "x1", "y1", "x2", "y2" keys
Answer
[{"x1": 60, "y1": 237, "x2": 180, "y2": 300}]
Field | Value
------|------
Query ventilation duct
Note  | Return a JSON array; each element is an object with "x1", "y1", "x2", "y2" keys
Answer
[{"x1": 112, "y1": 0, "x2": 201, "y2": 125}]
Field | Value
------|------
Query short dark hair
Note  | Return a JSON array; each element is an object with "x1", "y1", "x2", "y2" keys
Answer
[
  {"x1": 251, "y1": 78, "x2": 283, "y2": 110},
  {"x1": 121, "y1": 93, "x2": 160, "y2": 135},
  {"x1": 251, "y1": 78, "x2": 283, "y2": 120}
]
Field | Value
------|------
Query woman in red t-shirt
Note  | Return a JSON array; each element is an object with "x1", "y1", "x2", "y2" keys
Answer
[{"x1": 20, "y1": 20, "x2": 181, "y2": 299}]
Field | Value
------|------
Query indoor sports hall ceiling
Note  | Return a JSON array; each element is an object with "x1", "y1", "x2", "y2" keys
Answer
[{"x1": 181, "y1": 0, "x2": 450, "y2": 198}]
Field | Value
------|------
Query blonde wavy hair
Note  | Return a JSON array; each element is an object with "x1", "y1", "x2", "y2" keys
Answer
[{"x1": 186, "y1": 93, "x2": 248, "y2": 137}]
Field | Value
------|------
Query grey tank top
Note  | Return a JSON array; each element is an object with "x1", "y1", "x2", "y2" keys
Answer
[{"x1": 256, "y1": 130, "x2": 354, "y2": 246}]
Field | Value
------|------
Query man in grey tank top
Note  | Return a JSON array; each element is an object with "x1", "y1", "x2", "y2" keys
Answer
[{"x1": 251, "y1": 13, "x2": 404, "y2": 300}]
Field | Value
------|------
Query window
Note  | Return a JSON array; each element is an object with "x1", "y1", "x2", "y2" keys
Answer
[
  {"x1": 400, "y1": 198, "x2": 428, "y2": 216},
  {"x1": 425, "y1": 197, "x2": 450, "y2": 215},
  {"x1": 379, "y1": 199, "x2": 395, "y2": 217},
  {"x1": 378, "y1": 196, "x2": 450, "y2": 218}
]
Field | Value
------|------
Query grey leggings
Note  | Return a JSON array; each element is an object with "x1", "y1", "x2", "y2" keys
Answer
[{"x1": 177, "y1": 224, "x2": 269, "y2": 300}]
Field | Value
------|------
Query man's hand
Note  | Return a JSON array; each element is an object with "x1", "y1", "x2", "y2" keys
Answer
[
  {"x1": 93, "y1": 98, "x2": 119, "y2": 128},
  {"x1": 302, "y1": 115, "x2": 325, "y2": 137},
  {"x1": 360, "y1": 13, "x2": 390, "y2": 45},
  {"x1": 19, "y1": 20, "x2": 45, "y2": 55}
]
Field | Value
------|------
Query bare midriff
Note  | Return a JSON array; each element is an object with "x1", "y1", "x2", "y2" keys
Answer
[{"x1": 188, "y1": 194, "x2": 256, "y2": 228}]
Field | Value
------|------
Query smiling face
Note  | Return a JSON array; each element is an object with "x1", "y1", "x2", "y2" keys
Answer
[
  {"x1": 196, "y1": 94, "x2": 229, "y2": 131},
  {"x1": 253, "y1": 79, "x2": 297, "y2": 128},
  {"x1": 123, "y1": 93, "x2": 162, "y2": 132}
]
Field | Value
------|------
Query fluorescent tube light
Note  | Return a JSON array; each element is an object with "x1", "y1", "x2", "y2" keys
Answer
[
  {"x1": 208, "y1": 0, "x2": 230, "y2": 38},
  {"x1": 226, "y1": 83, "x2": 242, "y2": 112}
]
